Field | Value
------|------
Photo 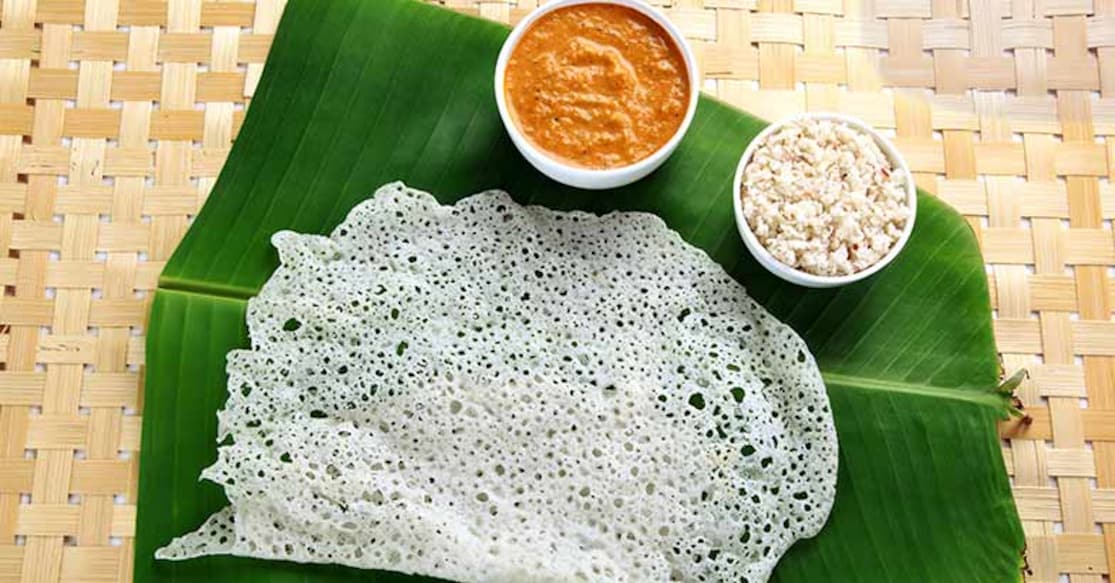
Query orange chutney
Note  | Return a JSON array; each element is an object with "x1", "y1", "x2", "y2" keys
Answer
[{"x1": 504, "y1": 3, "x2": 690, "y2": 169}]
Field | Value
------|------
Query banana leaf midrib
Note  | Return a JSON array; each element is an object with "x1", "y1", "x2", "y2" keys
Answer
[
  {"x1": 151, "y1": 286, "x2": 1010, "y2": 410},
  {"x1": 821, "y1": 372, "x2": 1006, "y2": 410},
  {"x1": 160, "y1": 277, "x2": 259, "y2": 301}
]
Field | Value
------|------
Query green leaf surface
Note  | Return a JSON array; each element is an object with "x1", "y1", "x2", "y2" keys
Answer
[{"x1": 136, "y1": 0, "x2": 1025, "y2": 581}]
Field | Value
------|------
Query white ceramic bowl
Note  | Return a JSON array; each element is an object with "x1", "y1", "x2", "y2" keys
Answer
[
  {"x1": 493, "y1": 0, "x2": 699, "y2": 190},
  {"x1": 731, "y1": 112, "x2": 917, "y2": 288}
]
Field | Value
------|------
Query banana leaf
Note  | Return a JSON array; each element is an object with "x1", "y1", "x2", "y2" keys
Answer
[{"x1": 135, "y1": 0, "x2": 1025, "y2": 581}]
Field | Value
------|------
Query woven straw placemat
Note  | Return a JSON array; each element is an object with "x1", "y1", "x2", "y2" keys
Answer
[{"x1": 0, "y1": 0, "x2": 1111, "y2": 581}]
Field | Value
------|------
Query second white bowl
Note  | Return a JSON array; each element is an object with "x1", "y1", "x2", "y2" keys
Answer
[{"x1": 731, "y1": 112, "x2": 918, "y2": 288}]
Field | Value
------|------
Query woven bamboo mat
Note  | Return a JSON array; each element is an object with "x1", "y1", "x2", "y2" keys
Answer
[{"x1": 0, "y1": 0, "x2": 1111, "y2": 581}]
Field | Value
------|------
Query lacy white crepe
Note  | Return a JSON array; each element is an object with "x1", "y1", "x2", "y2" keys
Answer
[{"x1": 157, "y1": 183, "x2": 838, "y2": 582}]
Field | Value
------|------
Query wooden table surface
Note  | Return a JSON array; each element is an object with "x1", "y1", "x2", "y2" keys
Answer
[{"x1": 0, "y1": 0, "x2": 1112, "y2": 581}]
